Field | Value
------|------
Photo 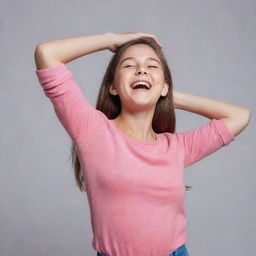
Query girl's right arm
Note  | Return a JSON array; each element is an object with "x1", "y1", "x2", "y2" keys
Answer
[{"x1": 34, "y1": 33, "x2": 113, "y2": 142}]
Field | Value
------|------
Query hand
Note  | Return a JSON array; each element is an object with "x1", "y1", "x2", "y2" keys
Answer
[{"x1": 107, "y1": 31, "x2": 163, "y2": 53}]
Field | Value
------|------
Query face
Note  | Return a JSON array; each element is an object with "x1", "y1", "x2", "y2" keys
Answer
[{"x1": 109, "y1": 44, "x2": 169, "y2": 111}]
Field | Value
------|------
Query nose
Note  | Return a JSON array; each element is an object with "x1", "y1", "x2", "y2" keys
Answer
[{"x1": 136, "y1": 70, "x2": 147, "y2": 75}]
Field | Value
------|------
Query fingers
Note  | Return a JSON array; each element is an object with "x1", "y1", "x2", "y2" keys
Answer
[
  {"x1": 122, "y1": 31, "x2": 163, "y2": 49},
  {"x1": 149, "y1": 34, "x2": 163, "y2": 48},
  {"x1": 138, "y1": 32, "x2": 163, "y2": 48}
]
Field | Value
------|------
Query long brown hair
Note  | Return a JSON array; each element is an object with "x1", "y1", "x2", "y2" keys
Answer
[{"x1": 69, "y1": 37, "x2": 192, "y2": 192}]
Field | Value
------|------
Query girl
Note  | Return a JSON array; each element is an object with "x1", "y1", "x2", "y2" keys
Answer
[{"x1": 34, "y1": 32, "x2": 251, "y2": 256}]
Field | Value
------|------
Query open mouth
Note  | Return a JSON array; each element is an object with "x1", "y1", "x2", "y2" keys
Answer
[
  {"x1": 131, "y1": 81, "x2": 152, "y2": 90},
  {"x1": 132, "y1": 84, "x2": 150, "y2": 90}
]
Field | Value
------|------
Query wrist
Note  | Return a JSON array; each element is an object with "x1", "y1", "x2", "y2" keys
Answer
[
  {"x1": 105, "y1": 32, "x2": 115, "y2": 50},
  {"x1": 173, "y1": 90, "x2": 181, "y2": 109}
]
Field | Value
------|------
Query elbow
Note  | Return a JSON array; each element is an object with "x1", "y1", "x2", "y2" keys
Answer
[
  {"x1": 227, "y1": 108, "x2": 252, "y2": 137},
  {"x1": 34, "y1": 44, "x2": 59, "y2": 70},
  {"x1": 34, "y1": 43, "x2": 49, "y2": 61},
  {"x1": 34, "y1": 44, "x2": 47, "y2": 69},
  {"x1": 238, "y1": 108, "x2": 252, "y2": 130}
]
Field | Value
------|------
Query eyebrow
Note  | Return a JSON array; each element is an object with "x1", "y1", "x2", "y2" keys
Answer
[{"x1": 120, "y1": 57, "x2": 161, "y2": 65}]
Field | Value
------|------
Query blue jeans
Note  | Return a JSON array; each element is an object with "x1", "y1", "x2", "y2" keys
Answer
[{"x1": 97, "y1": 243, "x2": 190, "y2": 256}]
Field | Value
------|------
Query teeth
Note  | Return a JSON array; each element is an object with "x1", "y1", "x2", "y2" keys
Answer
[{"x1": 132, "y1": 81, "x2": 150, "y2": 89}]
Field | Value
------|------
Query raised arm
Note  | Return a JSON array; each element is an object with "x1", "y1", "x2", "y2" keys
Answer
[
  {"x1": 172, "y1": 90, "x2": 251, "y2": 167},
  {"x1": 173, "y1": 89, "x2": 251, "y2": 137},
  {"x1": 34, "y1": 33, "x2": 114, "y2": 142},
  {"x1": 34, "y1": 33, "x2": 115, "y2": 69}
]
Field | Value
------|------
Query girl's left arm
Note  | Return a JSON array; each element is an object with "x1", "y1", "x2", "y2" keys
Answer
[{"x1": 173, "y1": 90, "x2": 252, "y2": 137}]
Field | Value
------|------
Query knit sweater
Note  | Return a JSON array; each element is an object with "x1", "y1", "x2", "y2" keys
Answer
[{"x1": 35, "y1": 63, "x2": 235, "y2": 256}]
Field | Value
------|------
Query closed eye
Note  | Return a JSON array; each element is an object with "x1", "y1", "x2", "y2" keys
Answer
[{"x1": 124, "y1": 65, "x2": 158, "y2": 68}]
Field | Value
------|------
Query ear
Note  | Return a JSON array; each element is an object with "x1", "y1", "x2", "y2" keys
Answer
[
  {"x1": 161, "y1": 81, "x2": 169, "y2": 97},
  {"x1": 109, "y1": 82, "x2": 118, "y2": 96}
]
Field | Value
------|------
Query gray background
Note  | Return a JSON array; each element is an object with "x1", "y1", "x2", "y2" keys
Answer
[{"x1": 1, "y1": 0, "x2": 255, "y2": 255}]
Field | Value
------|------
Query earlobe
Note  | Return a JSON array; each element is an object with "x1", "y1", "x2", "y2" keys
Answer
[
  {"x1": 161, "y1": 82, "x2": 169, "y2": 97},
  {"x1": 109, "y1": 83, "x2": 118, "y2": 96}
]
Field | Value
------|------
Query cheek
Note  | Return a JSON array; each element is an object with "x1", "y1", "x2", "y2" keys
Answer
[{"x1": 152, "y1": 73, "x2": 164, "y2": 83}]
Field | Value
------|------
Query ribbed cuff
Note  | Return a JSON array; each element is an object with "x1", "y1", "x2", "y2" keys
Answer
[
  {"x1": 213, "y1": 118, "x2": 235, "y2": 146},
  {"x1": 35, "y1": 63, "x2": 72, "y2": 85}
]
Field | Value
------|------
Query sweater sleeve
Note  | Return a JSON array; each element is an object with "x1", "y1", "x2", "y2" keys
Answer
[
  {"x1": 35, "y1": 63, "x2": 97, "y2": 142},
  {"x1": 176, "y1": 118, "x2": 235, "y2": 168}
]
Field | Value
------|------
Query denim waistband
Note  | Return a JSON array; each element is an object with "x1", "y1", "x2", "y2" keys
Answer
[
  {"x1": 97, "y1": 243, "x2": 189, "y2": 256},
  {"x1": 171, "y1": 244, "x2": 189, "y2": 256}
]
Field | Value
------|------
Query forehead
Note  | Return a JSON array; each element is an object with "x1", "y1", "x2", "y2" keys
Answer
[{"x1": 119, "y1": 44, "x2": 160, "y2": 64}]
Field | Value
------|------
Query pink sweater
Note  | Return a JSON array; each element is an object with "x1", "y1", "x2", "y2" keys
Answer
[{"x1": 35, "y1": 63, "x2": 235, "y2": 256}]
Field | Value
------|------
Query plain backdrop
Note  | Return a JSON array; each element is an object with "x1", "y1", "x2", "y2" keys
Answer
[{"x1": 1, "y1": 0, "x2": 255, "y2": 255}]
